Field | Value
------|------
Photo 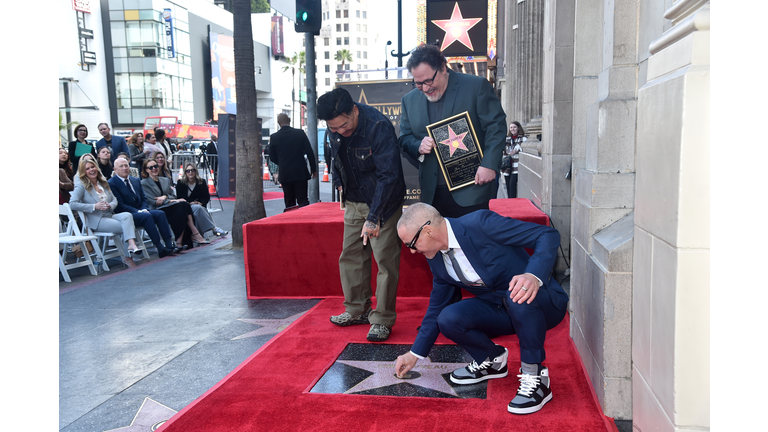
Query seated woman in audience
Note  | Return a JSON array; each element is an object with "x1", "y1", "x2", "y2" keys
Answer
[
  {"x1": 69, "y1": 158, "x2": 141, "y2": 268},
  {"x1": 176, "y1": 162, "x2": 228, "y2": 237},
  {"x1": 97, "y1": 146, "x2": 114, "y2": 179},
  {"x1": 68, "y1": 124, "x2": 97, "y2": 173},
  {"x1": 60, "y1": 147, "x2": 74, "y2": 204},
  {"x1": 128, "y1": 132, "x2": 149, "y2": 169},
  {"x1": 73, "y1": 153, "x2": 97, "y2": 186},
  {"x1": 140, "y1": 159, "x2": 210, "y2": 249},
  {"x1": 151, "y1": 151, "x2": 173, "y2": 178}
]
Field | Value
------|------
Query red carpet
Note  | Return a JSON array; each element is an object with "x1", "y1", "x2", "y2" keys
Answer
[
  {"x1": 243, "y1": 199, "x2": 548, "y2": 298},
  {"x1": 157, "y1": 298, "x2": 617, "y2": 432}
]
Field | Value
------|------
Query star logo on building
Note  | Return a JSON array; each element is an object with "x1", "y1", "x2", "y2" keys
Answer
[
  {"x1": 439, "y1": 125, "x2": 469, "y2": 157},
  {"x1": 431, "y1": 2, "x2": 483, "y2": 52},
  {"x1": 232, "y1": 311, "x2": 306, "y2": 340}
]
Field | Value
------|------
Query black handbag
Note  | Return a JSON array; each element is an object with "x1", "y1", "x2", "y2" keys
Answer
[{"x1": 500, "y1": 155, "x2": 512, "y2": 171}]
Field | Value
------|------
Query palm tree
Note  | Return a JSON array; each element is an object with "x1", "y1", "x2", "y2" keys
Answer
[
  {"x1": 59, "y1": 111, "x2": 79, "y2": 146},
  {"x1": 334, "y1": 49, "x2": 353, "y2": 81},
  {"x1": 282, "y1": 52, "x2": 305, "y2": 123},
  {"x1": 231, "y1": 0, "x2": 266, "y2": 248}
]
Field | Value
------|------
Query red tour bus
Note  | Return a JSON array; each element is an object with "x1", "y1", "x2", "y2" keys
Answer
[{"x1": 143, "y1": 116, "x2": 217, "y2": 141}]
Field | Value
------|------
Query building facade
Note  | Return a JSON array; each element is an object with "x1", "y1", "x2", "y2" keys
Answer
[
  {"x1": 60, "y1": 0, "x2": 274, "y2": 139},
  {"x1": 500, "y1": 0, "x2": 710, "y2": 429}
]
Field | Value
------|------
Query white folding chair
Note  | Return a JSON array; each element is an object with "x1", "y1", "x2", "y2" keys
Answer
[
  {"x1": 77, "y1": 210, "x2": 151, "y2": 267},
  {"x1": 59, "y1": 204, "x2": 102, "y2": 282},
  {"x1": 133, "y1": 228, "x2": 151, "y2": 261}
]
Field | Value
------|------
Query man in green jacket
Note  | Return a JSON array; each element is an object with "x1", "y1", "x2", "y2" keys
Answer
[{"x1": 399, "y1": 44, "x2": 507, "y2": 218}]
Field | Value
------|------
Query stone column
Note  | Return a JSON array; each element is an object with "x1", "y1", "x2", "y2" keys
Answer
[
  {"x1": 569, "y1": 0, "x2": 639, "y2": 419},
  {"x1": 632, "y1": 2, "x2": 710, "y2": 430},
  {"x1": 539, "y1": 0, "x2": 574, "y2": 273}
]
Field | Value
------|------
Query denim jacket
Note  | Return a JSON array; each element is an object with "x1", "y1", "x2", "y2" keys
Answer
[{"x1": 330, "y1": 103, "x2": 406, "y2": 224}]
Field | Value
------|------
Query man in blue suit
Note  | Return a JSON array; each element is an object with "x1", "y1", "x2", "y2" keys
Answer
[
  {"x1": 108, "y1": 158, "x2": 178, "y2": 258},
  {"x1": 96, "y1": 123, "x2": 130, "y2": 164},
  {"x1": 394, "y1": 203, "x2": 568, "y2": 415}
]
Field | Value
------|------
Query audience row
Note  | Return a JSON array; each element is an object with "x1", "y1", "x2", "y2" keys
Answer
[{"x1": 60, "y1": 148, "x2": 227, "y2": 268}]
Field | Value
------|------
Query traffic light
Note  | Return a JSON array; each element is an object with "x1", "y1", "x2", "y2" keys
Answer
[{"x1": 295, "y1": 0, "x2": 321, "y2": 33}]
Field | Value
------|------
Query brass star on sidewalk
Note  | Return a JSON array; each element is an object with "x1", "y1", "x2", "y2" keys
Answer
[
  {"x1": 431, "y1": 2, "x2": 483, "y2": 52},
  {"x1": 232, "y1": 311, "x2": 307, "y2": 340},
  {"x1": 338, "y1": 357, "x2": 469, "y2": 397},
  {"x1": 104, "y1": 397, "x2": 176, "y2": 432}
]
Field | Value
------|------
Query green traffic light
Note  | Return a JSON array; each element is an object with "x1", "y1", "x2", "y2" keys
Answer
[{"x1": 301, "y1": 11, "x2": 308, "y2": 22}]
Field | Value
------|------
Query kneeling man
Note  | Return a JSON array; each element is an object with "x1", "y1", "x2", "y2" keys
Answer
[{"x1": 393, "y1": 203, "x2": 568, "y2": 414}]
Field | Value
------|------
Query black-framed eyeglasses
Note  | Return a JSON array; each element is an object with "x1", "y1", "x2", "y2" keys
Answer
[
  {"x1": 147, "y1": 165, "x2": 159, "y2": 170},
  {"x1": 406, "y1": 220, "x2": 431, "y2": 249},
  {"x1": 185, "y1": 169, "x2": 196, "y2": 173},
  {"x1": 411, "y1": 68, "x2": 439, "y2": 88}
]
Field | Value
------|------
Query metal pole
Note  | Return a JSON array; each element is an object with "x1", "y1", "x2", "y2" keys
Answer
[
  {"x1": 397, "y1": 0, "x2": 403, "y2": 78},
  {"x1": 63, "y1": 81, "x2": 73, "y2": 143},
  {"x1": 385, "y1": 40, "x2": 391, "y2": 79},
  {"x1": 305, "y1": 32, "x2": 320, "y2": 203},
  {"x1": 391, "y1": 0, "x2": 410, "y2": 78}
]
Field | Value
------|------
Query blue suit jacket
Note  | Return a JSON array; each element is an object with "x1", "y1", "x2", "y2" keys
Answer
[
  {"x1": 97, "y1": 135, "x2": 130, "y2": 163},
  {"x1": 399, "y1": 69, "x2": 507, "y2": 207},
  {"x1": 108, "y1": 175, "x2": 150, "y2": 214},
  {"x1": 411, "y1": 210, "x2": 569, "y2": 357}
]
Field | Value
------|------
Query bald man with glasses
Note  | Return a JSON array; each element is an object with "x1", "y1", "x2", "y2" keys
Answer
[{"x1": 394, "y1": 203, "x2": 568, "y2": 415}]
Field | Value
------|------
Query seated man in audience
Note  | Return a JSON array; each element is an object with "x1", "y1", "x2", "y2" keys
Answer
[{"x1": 108, "y1": 158, "x2": 179, "y2": 258}]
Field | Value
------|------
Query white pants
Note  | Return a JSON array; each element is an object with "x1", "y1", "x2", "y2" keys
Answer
[{"x1": 94, "y1": 212, "x2": 136, "y2": 257}]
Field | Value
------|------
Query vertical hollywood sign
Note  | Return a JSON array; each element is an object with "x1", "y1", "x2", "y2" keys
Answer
[{"x1": 163, "y1": 9, "x2": 176, "y2": 58}]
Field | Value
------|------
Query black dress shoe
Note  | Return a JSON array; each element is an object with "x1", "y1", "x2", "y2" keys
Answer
[
  {"x1": 172, "y1": 246, "x2": 182, "y2": 254},
  {"x1": 158, "y1": 247, "x2": 174, "y2": 258}
]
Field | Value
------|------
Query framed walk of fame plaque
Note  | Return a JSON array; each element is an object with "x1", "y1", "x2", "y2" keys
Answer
[{"x1": 426, "y1": 111, "x2": 483, "y2": 191}]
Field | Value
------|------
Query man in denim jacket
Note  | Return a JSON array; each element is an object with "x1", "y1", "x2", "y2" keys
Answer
[{"x1": 317, "y1": 88, "x2": 406, "y2": 342}]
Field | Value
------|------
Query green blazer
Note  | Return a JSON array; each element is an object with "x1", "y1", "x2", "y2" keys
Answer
[{"x1": 398, "y1": 69, "x2": 507, "y2": 207}]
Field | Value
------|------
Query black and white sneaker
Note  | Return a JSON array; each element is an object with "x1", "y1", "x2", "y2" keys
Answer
[
  {"x1": 507, "y1": 365, "x2": 553, "y2": 414},
  {"x1": 450, "y1": 346, "x2": 508, "y2": 384}
]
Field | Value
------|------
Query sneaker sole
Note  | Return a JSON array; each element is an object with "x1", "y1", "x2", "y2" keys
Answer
[
  {"x1": 366, "y1": 334, "x2": 389, "y2": 342},
  {"x1": 450, "y1": 370, "x2": 508, "y2": 385},
  {"x1": 507, "y1": 392, "x2": 553, "y2": 415}
]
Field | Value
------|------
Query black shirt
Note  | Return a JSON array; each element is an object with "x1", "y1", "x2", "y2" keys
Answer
[{"x1": 338, "y1": 135, "x2": 365, "y2": 203}]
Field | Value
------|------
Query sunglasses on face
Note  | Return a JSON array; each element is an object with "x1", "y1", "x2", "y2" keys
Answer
[
  {"x1": 406, "y1": 220, "x2": 431, "y2": 249},
  {"x1": 185, "y1": 169, "x2": 196, "y2": 173},
  {"x1": 147, "y1": 165, "x2": 159, "y2": 170}
]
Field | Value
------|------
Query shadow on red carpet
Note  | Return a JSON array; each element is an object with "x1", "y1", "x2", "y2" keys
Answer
[{"x1": 156, "y1": 298, "x2": 618, "y2": 432}]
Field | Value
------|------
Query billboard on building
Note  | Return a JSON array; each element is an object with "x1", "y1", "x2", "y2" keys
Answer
[
  {"x1": 271, "y1": 16, "x2": 284, "y2": 57},
  {"x1": 163, "y1": 9, "x2": 176, "y2": 58},
  {"x1": 210, "y1": 32, "x2": 237, "y2": 121},
  {"x1": 426, "y1": 0, "x2": 488, "y2": 58}
]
